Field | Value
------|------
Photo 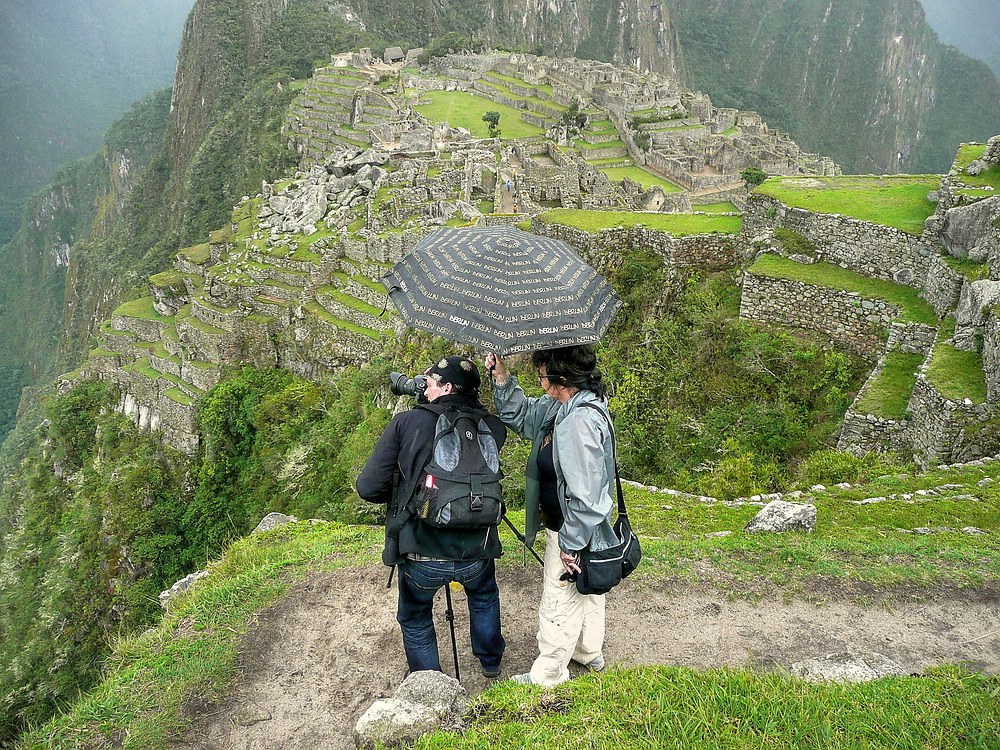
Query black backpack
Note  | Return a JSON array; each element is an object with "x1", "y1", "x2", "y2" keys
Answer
[{"x1": 411, "y1": 404, "x2": 505, "y2": 529}]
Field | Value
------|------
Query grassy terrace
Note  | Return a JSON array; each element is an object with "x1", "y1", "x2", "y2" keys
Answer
[
  {"x1": 576, "y1": 138, "x2": 625, "y2": 150},
  {"x1": 941, "y1": 254, "x2": 991, "y2": 281},
  {"x1": 178, "y1": 243, "x2": 212, "y2": 264},
  {"x1": 755, "y1": 175, "x2": 939, "y2": 235},
  {"x1": 20, "y1": 454, "x2": 1000, "y2": 749},
  {"x1": 853, "y1": 351, "x2": 924, "y2": 419},
  {"x1": 113, "y1": 296, "x2": 172, "y2": 322},
  {"x1": 953, "y1": 144, "x2": 1000, "y2": 190},
  {"x1": 695, "y1": 202, "x2": 740, "y2": 213},
  {"x1": 304, "y1": 301, "x2": 383, "y2": 339},
  {"x1": 601, "y1": 165, "x2": 682, "y2": 191},
  {"x1": 538, "y1": 209, "x2": 741, "y2": 235},
  {"x1": 926, "y1": 319, "x2": 988, "y2": 403},
  {"x1": 415, "y1": 91, "x2": 546, "y2": 140},
  {"x1": 748, "y1": 255, "x2": 938, "y2": 325},
  {"x1": 477, "y1": 79, "x2": 567, "y2": 112},
  {"x1": 484, "y1": 70, "x2": 554, "y2": 96}
]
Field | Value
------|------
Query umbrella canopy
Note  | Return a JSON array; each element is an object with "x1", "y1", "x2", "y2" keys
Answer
[{"x1": 381, "y1": 225, "x2": 623, "y2": 355}]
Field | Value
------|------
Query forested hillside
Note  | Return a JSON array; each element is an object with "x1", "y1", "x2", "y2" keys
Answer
[
  {"x1": 0, "y1": 0, "x2": 193, "y2": 246},
  {"x1": 666, "y1": 0, "x2": 1000, "y2": 173}
]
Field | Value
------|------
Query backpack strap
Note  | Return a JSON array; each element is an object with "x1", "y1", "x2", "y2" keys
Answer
[{"x1": 578, "y1": 401, "x2": 628, "y2": 519}]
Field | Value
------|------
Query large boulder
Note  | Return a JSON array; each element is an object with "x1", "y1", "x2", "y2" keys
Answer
[
  {"x1": 744, "y1": 500, "x2": 816, "y2": 533},
  {"x1": 354, "y1": 671, "x2": 467, "y2": 749},
  {"x1": 940, "y1": 196, "x2": 1000, "y2": 263},
  {"x1": 353, "y1": 698, "x2": 439, "y2": 749},
  {"x1": 954, "y1": 279, "x2": 1000, "y2": 350}
]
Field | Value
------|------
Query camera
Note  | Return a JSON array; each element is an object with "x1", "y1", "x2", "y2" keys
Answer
[{"x1": 389, "y1": 371, "x2": 429, "y2": 403}]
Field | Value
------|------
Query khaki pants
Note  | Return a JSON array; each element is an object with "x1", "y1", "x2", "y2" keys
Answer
[{"x1": 528, "y1": 529, "x2": 606, "y2": 686}]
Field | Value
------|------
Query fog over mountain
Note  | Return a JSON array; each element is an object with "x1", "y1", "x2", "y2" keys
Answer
[
  {"x1": 919, "y1": 0, "x2": 1000, "y2": 74},
  {"x1": 0, "y1": 0, "x2": 193, "y2": 244}
]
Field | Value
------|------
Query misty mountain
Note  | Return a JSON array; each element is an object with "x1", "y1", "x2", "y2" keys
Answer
[
  {"x1": 0, "y1": 0, "x2": 193, "y2": 245},
  {"x1": 919, "y1": 0, "x2": 1000, "y2": 74}
]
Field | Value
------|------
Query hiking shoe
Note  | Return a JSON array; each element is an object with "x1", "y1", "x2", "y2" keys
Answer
[
  {"x1": 482, "y1": 665, "x2": 502, "y2": 679},
  {"x1": 584, "y1": 654, "x2": 605, "y2": 672},
  {"x1": 510, "y1": 672, "x2": 535, "y2": 685}
]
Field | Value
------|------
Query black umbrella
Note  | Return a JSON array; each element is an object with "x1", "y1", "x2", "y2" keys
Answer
[{"x1": 381, "y1": 225, "x2": 623, "y2": 355}]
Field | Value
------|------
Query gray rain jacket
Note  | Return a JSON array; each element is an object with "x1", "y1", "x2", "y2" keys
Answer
[{"x1": 494, "y1": 378, "x2": 617, "y2": 554}]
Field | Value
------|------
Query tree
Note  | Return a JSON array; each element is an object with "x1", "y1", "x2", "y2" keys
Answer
[
  {"x1": 482, "y1": 111, "x2": 501, "y2": 139},
  {"x1": 741, "y1": 166, "x2": 768, "y2": 190}
]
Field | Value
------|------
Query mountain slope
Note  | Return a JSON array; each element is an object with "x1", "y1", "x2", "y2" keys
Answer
[
  {"x1": 665, "y1": 0, "x2": 1000, "y2": 173},
  {"x1": 0, "y1": 0, "x2": 192, "y2": 245}
]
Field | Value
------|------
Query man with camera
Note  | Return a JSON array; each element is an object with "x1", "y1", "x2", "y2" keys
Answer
[{"x1": 356, "y1": 356, "x2": 508, "y2": 679}]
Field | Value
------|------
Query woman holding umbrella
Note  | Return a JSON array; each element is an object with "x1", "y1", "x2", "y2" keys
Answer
[{"x1": 486, "y1": 345, "x2": 616, "y2": 686}]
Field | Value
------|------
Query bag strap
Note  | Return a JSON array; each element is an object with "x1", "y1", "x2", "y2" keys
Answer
[{"x1": 578, "y1": 402, "x2": 628, "y2": 519}]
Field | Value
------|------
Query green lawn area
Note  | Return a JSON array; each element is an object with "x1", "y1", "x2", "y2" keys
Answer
[
  {"x1": 853, "y1": 351, "x2": 925, "y2": 419},
  {"x1": 953, "y1": 144, "x2": 1000, "y2": 190},
  {"x1": 414, "y1": 90, "x2": 545, "y2": 139},
  {"x1": 755, "y1": 175, "x2": 939, "y2": 235},
  {"x1": 748, "y1": 255, "x2": 938, "y2": 325},
  {"x1": 538, "y1": 209, "x2": 741, "y2": 235},
  {"x1": 926, "y1": 319, "x2": 988, "y2": 403},
  {"x1": 113, "y1": 296, "x2": 172, "y2": 322},
  {"x1": 695, "y1": 202, "x2": 739, "y2": 213},
  {"x1": 601, "y1": 165, "x2": 682, "y2": 191},
  {"x1": 576, "y1": 138, "x2": 625, "y2": 150},
  {"x1": 484, "y1": 70, "x2": 554, "y2": 96}
]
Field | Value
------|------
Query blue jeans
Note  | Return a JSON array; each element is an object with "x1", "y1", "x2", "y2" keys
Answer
[{"x1": 397, "y1": 558, "x2": 505, "y2": 674}]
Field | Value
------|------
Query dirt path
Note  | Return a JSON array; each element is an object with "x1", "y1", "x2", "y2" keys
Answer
[{"x1": 171, "y1": 566, "x2": 1000, "y2": 750}]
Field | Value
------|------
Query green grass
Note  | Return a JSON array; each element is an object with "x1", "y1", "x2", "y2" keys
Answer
[
  {"x1": 748, "y1": 255, "x2": 938, "y2": 326},
  {"x1": 925, "y1": 320, "x2": 988, "y2": 404},
  {"x1": 538, "y1": 209, "x2": 741, "y2": 235},
  {"x1": 417, "y1": 666, "x2": 998, "y2": 750},
  {"x1": 853, "y1": 351, "x2": 924, "y2": 419},
  {"x1": 414, "y1": 91, "x2": 545, "y2": 139},
  {"x1": 182, "y1": 315, "x2": 226, "y2": 336},
  {"x1": 178, "y1": 243, "x2": 212, "y2": 264},
  {"x1": 600, "y1": 166, "x2": 682, "y2": 191},
  {"x1": 695, "y1": 202, "x2": 739, "y2": 213},
  {"x1": 940, "y1": 254, "x2": 991, "y2": 281},
  {"x1": 304, "y1": 301, "x2": 383, "y2": 339},
  {"x1": 755, "y1": 176, "x2": 939, "y2": 235},
  {"x1": 148, "y1": 270, "x2": 185, "y2": 289},
  {"x1": 17, "y1": 523, "x2": 380, "y2": 750},
  {"x1": 953, "y1": 144, "x2": 1000, "y2": 190},
  {"x1": 484, "y1": 71, "x2": 554, "y2": 96},
  {"x1": 113, "y1": 297, "x2": 171, "y2": 322},
  {"x1": 14, "y1": 454, "x2": 1000, "y2": 749},
  {"x1": 576, "y1": 138, "x2": 625, "y2": 150}
]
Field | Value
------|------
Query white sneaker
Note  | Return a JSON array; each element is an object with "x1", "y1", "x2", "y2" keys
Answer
[
  {"x1": 510, "y1": 672, "x2": 535, "y2": 684},
  {"x1": 584, "y1": 654, "x2": 605, "y2": 672}
]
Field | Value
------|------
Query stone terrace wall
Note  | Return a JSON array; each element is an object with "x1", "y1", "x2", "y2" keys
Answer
[
  {"x1": 529, "y1": 220, "x2": 743, "y2": 276},
  {"x1": 740, "y1": 273, "x2": 898, "y2": 361},
  {"x1": 922, "y1": 254, "x2": 966, "y2": 316},
  {"x1": 984, "y1": 310, "x2": 1000, "y2": 405},
  {"x1": 907, "y1": 376, "x2": 998, "y2": 467},
  {"x1": 743, "y1": 194, "x2": 933, "y2": 289},
  {"x1": 836, "y1": 321, "x2": 937, "y2": 455}
]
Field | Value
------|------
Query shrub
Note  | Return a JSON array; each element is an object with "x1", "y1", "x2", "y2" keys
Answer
[{"x1": 791, "y1": 449, "x2": 911, "y2": 488}]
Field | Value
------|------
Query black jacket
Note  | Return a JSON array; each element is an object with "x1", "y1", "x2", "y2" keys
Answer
[{"x1": 356, "y1": 394, "x2": 507, "y2": 561}]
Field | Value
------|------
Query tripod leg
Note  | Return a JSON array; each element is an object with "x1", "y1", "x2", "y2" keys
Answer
[{"x1": 444, "y1": 583, "x2": 461, "y2": 682}]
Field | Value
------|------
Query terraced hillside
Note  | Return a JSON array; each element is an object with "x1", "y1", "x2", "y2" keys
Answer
[
  {"x1": 72, "y1": 173, "x2": 399, "y2": 452},
  {"x1": 740, "y1": 141, "x2": 1000, "y2": 466}
]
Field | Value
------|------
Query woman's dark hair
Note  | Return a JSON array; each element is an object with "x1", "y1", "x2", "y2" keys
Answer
[{"x1": 531, "y1": 344, "x2": 607, "y2": 399}]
